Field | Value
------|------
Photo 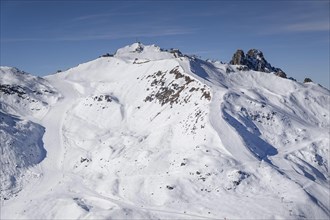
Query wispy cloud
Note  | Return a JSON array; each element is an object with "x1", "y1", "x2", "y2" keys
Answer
[
  {"x1": 72, "y1": 2, "x2": 142, "y2": 21},
  {"x1": 282, "y1": 21, "x2": 329, "y2": 32},
  {"x1": 186, "y1": 50, "x2": 221, "y2": 55},
  {"x1": 248, "y1": 1, "x2": 330, "y2": 35},
  {"x1": 73, "y1": 11, "x2": 144, "y2": 21},
  {"x1": 1, "y1": 27, "x2": 196, "y2": 43},
  {"x1": 257, "y1": 20, "x2": 329, "y2": 36}
]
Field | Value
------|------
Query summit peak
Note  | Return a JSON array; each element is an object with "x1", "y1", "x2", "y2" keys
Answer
[
  {"x1": 113, "y1": 43, "x2": 180, "y2": 61},
  {"x1": 115, "y1": 42, "x2": 160, "y2": 55},
  {"x1": 230, "y1": 49, "x2": 286, "y2": 77}
]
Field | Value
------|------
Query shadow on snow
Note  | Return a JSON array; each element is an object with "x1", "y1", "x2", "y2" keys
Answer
[{"x1": 222, "y1": 109, "x2": 278, "y2": 165}]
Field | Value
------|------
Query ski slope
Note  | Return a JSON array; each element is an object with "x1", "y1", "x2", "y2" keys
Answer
[{"x1": 1, "y1": 43, "x2": 329, "y2": 219}]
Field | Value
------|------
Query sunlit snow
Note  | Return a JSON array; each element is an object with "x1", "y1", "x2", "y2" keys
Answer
[{"x1": 1, "y1": 43, "x2": 329, "y2": 219}]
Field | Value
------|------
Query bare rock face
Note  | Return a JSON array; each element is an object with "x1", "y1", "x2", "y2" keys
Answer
[
  {"x1": 230, "y1": 49, "x2": 287, "y2": 78},
  {"x1": 229, "y1": 49, "x2": 246, "y2": 65},
  {"x1": 275, "y1": 70, "x2": 287, "y2": 78},
  {"x1": 304, "y1": 78, "x2": 313, "y2": 83},
  {"x1": 246, "y1": 49, "x2": 273, "y2": 72}
]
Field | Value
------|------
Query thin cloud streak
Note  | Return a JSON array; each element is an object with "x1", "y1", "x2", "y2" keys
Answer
[
  {"x1": 186, "y1": 50, "x2": 221, "y2": 55},
  {"x1": 256, "y1": 20, "x2": 330, "y2": 36},
  {"x1": 283, "y1": 21, "x2": 329, "y2": 32},
  {"x1": 72, "y1": 3, "x2": 140, "y2": 21},
  {"x1": 73, "y1": 11, "x2": 145, "y2": 21},
  {"x1": 248, "y1": 1, "x2": 329, "y2": 36},
  {"x1": 1, "y1": 28, "x2": 196, "y2": 42}
]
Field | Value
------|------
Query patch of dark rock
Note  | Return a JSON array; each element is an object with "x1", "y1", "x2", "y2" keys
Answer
[
  {"x1": 104, "y1": 95, "x2": 112, "y2": 102},
  {"x1": 73, "y1": 197, "x2": 91, "y2": 212},
  {"x1": 275, "y1": 70, "x2": 287, "y2": 78},
  {"x1": 236, "y1": 65, "x2": 249, "y2": 71},
  {"x1": 169, "y1": 48, "x2": 183, "y2": 58},
  {"x1": 144, "y1": 68, "x2": 210, "y2": 107},
  {"x1": 201, "y1": 91, "x2": 211, "y2": 101},
  {"x1": 169, "y1": 67, "x2": 184, "y2": 79},
  {"x1": 233, "y1": 170, "x2": 250, "y2": 186},
  {"x1": 0, "y1": 84, "x2": 27, "y2": 98},
  {"x1": 166, "y1": 185, "x2": 174, "y2": 190},
  {"x1": 100, "y1": 53, "x2": 113, "y2": 57},
  {"x1": 185, "y1": 76, "x2": 194, "y2": 84},
  {"x1": 156, "y1": 71, "x2": 163, "y2": 76},
  {"x1": 144, "y1": 95, "x2": 154, "y2": 102},
  {"x1": 226, "y1": 67, "x2": 234, "y2": 73},
  {"x1": 304, "y1": 78, "x2": 313, "y2": 83},
  {"x1": 80, "y1": 157, "x2": 90, "y2": 163},
  {"x1": 189, "y1": 87, "x2": 196, "y2": 92}
]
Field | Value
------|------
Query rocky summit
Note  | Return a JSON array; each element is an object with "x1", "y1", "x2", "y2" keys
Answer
[{"x1": 230, "y1": 49, "x2": 287, "y2": 78}]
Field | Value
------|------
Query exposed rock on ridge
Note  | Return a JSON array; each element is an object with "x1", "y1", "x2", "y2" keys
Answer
[{"x1": 230, "y1": 49, "x2": 287, "y2": 78}]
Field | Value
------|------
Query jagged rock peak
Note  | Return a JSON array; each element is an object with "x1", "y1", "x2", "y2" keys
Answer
[
  {"x1": 246, "y1": 49, "x2": 264, "y2": 61},
  {"x1": 245, "y1": 48, "x2": 274, "y2": 73},
  {"x1": 230, "y1": 49, "x2": 286, "y2": 78},
  {"x1": 230, "y1": 49, "x2": 246, "y2": 66}
]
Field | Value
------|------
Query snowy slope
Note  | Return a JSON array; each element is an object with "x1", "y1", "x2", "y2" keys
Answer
[
  {"x1": 0, "y1": 112, "x2": 46, "y2": 200},
  {"x1": 0, "y1": 67, "x2": 61, "y2": 203},
  {"x1": 0, "y1": 66, "x2": 61, "y2": 118},
  {"x1": 1, "y1": 43, "x2": 329, "y2": 219}
]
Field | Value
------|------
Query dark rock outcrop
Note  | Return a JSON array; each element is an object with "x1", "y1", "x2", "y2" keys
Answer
[
  {"x1": 230, "y1": 49, "x2": 286, "y2": 78},
  {"x1": 230, "y1": 49, "x2": 246, "y2": 66},
  {"x1": 304, "y1": 78, "x2": 313, "y2": 83},
  {"x1": 275, "y1": 70, "x2": 287, "y2": 78},
  {"x1": 134, "y1": 42, "x2": 144, "y2": 52},
  {"x1": 245, "y1": 49, "x2": 276, "y2": 73}
]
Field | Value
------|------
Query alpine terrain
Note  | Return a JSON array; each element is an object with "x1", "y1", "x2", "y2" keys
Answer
[{"x1": 1, "y1": 43, "x2": 329, "y2": 219}]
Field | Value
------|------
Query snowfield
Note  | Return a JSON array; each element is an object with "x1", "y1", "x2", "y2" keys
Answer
[{"x1": 1, "y1": 43, "x2": 329, "y2": 219}]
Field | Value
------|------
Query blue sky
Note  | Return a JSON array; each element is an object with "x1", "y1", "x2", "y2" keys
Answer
[{"x1": 1, "y1": 0, "x2": 329, "y2": 88}]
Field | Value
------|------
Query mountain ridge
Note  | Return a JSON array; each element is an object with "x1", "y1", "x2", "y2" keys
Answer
[{"x1": 1, "y1": 43, "x2": 329, "y2": 219}]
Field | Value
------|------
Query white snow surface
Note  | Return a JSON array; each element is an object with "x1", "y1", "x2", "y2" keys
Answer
[
  {"x1": 0, "y1": 66, "x2": 61, "y2": 118},
  {"x1": 1, "y1": 43, "x2": 329, "y2": 219}
]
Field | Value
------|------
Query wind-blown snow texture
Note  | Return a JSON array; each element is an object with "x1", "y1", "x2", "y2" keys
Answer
[{"x1": 1, "y1": 43, "x2": 329, "y2": 219}]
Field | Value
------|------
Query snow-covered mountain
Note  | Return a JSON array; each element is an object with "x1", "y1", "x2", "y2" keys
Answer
[
  {"x1": 1, "y1": 43, "x2": 329, "y2": 219},
  {"x1": 0, "y1": 67, "x2": 60, "y2": 118},
  {"x1": 0, "y1": 67, "x2": 61, "y2": 202}
]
